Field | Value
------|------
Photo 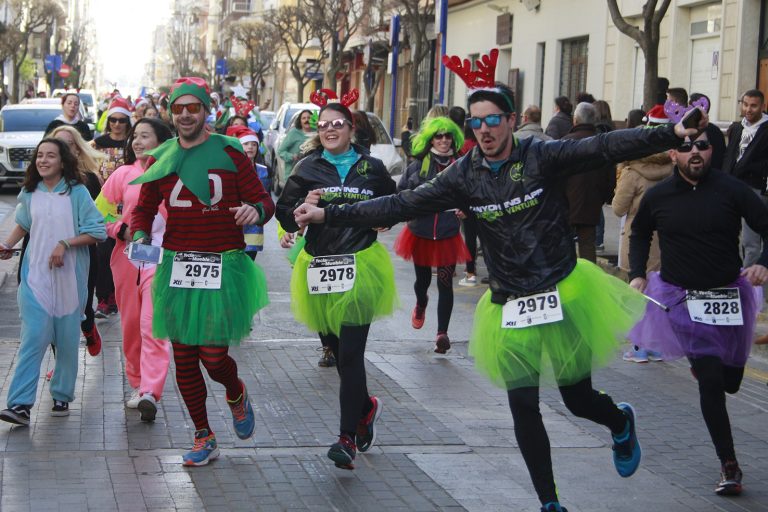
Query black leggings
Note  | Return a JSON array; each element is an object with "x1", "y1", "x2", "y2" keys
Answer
[
  {"x1": 461, "y1": 216, "x2": 478, "y2": 274},
  {"x1": 81, "y1": 245, "x2": 98, "y2": 332},
  {"x1": 507, "y1": 377, "x2": 627, "y2": 505},
  {"x1": 319, "y1": 324, "x2": 374, "y2": 435},
  {"x1": 414, "y1": 264, "x2": 454, "y2": 334},
  {"x1": 690, "y1": 356, "x2": 744, "y2": 463},
  {"x1": 96, "y1": 238, "x2": 115, "y2": 301}
]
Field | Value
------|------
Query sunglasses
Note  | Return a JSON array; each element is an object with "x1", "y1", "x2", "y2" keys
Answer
[
  {"x1": 170, "y1": 102, "x2": 204, "y2": 115},
  {"x1": 108, "y1": 117, "x2": 129, "y2": 124},
  {"x1": 467, "y1": 114, "x2": 506, "y2": 130},
  {"x1": 317, "y1": 118, "x2": 348, "y2": 131},
  {"x1": 678, "y1": 140, "x2": 711, "y2": 152},
  {"x1": 433, "y1": 133, "x2": 453, "y2": 141}
]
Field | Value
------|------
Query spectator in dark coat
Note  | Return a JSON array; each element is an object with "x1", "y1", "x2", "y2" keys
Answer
[
  {"x1": 545, "y1": 96, "x2": 573, "y2": 139},
  {"x1": 563, "y1": 102, "x2": 616, "y2": 263}
]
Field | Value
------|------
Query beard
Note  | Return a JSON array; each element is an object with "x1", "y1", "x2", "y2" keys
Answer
[
  {"x1": 678, "y1": 156, "x2": 710, "y2": 181},
  {"x1": 177, "y1": 116, "x2": 206, "y2": 142}
]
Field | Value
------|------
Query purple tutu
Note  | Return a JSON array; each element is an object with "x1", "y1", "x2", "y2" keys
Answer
[{"x1": 628, "y1": 272, "x2": 763, "y2": 367}]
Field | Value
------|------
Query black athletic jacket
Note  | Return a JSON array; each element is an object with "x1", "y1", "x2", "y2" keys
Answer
[
  {"x1": 325, "y1": 126, "x2": 683, "y2": 303},
  {"x1": 276, "y1": 145, "x2": 396, "y2": 256},
  {"x1": 398, "y1": 154, "x2": 461, "y2": 240}
]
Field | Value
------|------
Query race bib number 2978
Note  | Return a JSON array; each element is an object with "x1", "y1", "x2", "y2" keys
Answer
[
  {"x1": 307, "y1": 254, "x2": 356, "y2": 294},
  {"x1": 170, "y1": 251, "x2": 222, "y2": 289}
]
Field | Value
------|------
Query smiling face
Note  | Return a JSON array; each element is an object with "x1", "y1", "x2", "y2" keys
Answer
[
  {"x1": 131, "y1": 122, "x2": 160, "y2": 162},
  {"x1": 742, "y1": 94, "x2": 765, "y2": 125},
  {"x1": 35, "y1": 142, "x2": 64, "y2": 183},
  {"x1": 172, "y1": 94, "x2": 207, "y2": 145},
  {"x1": 62, "y1": 95, "x2": 80, "y2": 120},
  {"x1": 300, "y1": 111, "x2": 312, "y2": 132},
  {"x1": 431, "y1": 132, "x2": 453, "y2": 154},
  {"x1": 468, "y1": 100, "x2": 516, "y2": 160},
  {"x1": 108, "y1": 113, "x2": 130, "y2": 139},
  {"x1": 318, "y1": 110, "x2": 352, "y2": 155}
]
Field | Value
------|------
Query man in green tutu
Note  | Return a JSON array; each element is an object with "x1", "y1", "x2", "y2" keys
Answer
[
  {"x1": 293, "y1": 50, "x2": 708, "y2": 512},
  {"x1": 131, "y1": 77, "x2": 274, "y2": 466}
]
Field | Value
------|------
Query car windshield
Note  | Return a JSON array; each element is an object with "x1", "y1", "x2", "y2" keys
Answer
[
  {"x1": 1, "y1": 109, "x2": 60, "y2": 132},
  {"x1": 78, "y1": 93, "x2": 94, "y2": 107},
  {"x1": 367, "y1": 115, "x2": 392, "y2": 145},
  {"x1": 260, "y1": 112, "x2": 275, "y2": 127}
]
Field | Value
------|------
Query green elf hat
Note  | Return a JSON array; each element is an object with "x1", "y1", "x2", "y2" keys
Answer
[{"x1": 169, "y1": 77, "x2": 212, "y2": 109}]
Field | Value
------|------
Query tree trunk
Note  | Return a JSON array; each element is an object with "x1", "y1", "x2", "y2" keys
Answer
[
  {"x1": 12, "y1": 57, "x2": 19, "y2": 103},
  {"x1": 642, "y1": 44, "x2": 659, "y2": 111},
  {"x1": 293, "y1": 67, "x2": 305, "y2": 102}
]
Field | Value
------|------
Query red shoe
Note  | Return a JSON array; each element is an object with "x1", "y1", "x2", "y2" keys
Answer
[
  {"x1": 411, "y1": 304, "x2": 426, "y2": 329},
  {"x1": 434, "y1": 332, "x2": 451, "y2": 354},
  {"x1": 95, "y1": 299, "x2": 109, "y2": 319},
  {"x1": 83, "y1": 324, "x2": 102, "y2": 356},
  {"x1": 107, "y1": 294, "x2": 118, "y2": 315}
]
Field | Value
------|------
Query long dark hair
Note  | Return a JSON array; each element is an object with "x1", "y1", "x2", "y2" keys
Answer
[
  {"x1": 23, "y1": 138, "x2": 82, "y2": 193},
  {"x1": 294, "y1": 109, "x2": 313, "y2": 129},
  {"x1": 124, "y1": 118, "x2": 174, "y2": 165}
]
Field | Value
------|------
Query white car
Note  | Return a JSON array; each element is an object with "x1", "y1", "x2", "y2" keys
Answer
[
  {"x1": 0, "y1": 103, "x2": 64, "y2": 188},
  {"x1": 366, "y1": 112, "x2": 405, "y2": 178},
  {"x1": 265, "y1": 102, "x2": 319, "y2": 193}
]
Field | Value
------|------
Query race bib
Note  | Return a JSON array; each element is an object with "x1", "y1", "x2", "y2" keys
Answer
[
  {"x1": 307, "y1": 254, "x2": 356, "y2": 294},
  {"x1": 501, "y1": 287, "x2": 563, "y2": 329},
  {"x1": 170, "y1": 251, "x2": 222, "y2": 289},
  {"x1": 686, "y1": 288, "x2": 743, "y2": 326}
]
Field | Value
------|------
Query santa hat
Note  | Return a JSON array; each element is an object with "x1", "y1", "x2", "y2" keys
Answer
[
  {"x1": 226, "y1": 125, "x2": 259, "y2": 144},
  {"x1": 643, "y1": 104, "x2": 670, "y2": 125},
  {"x1": 135, "y1": 97, "x2": 149, "y2": 109},
  {"x1": 107, "y1": 97, "x2": 133, "y2": 118}
]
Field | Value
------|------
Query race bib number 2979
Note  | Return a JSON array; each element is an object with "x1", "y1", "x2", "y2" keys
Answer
[
  {"x1": 501, "y1": 287, "x2": 564, "y2": 329},
  {"x1": 170, "y1": 251, "x2": 222, "y2": 289}
]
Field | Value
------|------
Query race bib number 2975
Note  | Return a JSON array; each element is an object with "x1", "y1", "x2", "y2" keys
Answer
[{"x1": 170, "y1": 251, "x2": 222, "y2": 289}]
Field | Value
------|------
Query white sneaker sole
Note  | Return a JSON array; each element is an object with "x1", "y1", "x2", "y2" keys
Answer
[
  {"x1": 183, "y1": 447, "x2": 220, "y2": 467},
  {"x1": 138, "y1": 399, "x2": 157, "y2": 422}
]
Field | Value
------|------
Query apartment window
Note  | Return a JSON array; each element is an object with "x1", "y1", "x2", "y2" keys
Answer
[{"x1": 559, "y1": 36, "x2": 588, "y2": 101}]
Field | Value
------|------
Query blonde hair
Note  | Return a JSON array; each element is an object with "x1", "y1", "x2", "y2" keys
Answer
[{"x1": 49, "y1": 125, "x2": 105, "y2": 177}]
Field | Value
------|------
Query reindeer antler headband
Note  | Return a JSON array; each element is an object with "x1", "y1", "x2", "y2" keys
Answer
[
  {"x1": 663, "y1": 96, "x2": 710, "y2": 124},
  {"x1": 309, "y1": 88, "x2": 360, "y2": 109},
  {"x1": 441, "y1": 49, "x2": 514, "y2": 111}
]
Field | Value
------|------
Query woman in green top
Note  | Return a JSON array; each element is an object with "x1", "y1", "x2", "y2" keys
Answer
[{"x1": 278, "y1": 109, "x2": 314, "y2": 176}]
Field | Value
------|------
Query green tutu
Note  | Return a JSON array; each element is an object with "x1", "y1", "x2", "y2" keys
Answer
[
  {"x1": 286, "y1": 235, "x2": 306, "y2": 267},
  {"x1": 152, "y1": 249, "x2": 269, "y2": 346},
  {"x1": 470, "y1": 259, "x2": 647, "y2": 389},
  {"x1": 290, "y1": 241, "x2": 399, "y2": 335}
]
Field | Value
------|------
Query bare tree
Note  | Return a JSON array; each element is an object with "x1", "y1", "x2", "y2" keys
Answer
[
  {"x1": 397, "y1": 0, "x2": 435, "y2": 123},
  {"x1": 607, "y1": 0, "x2": 672, "y2": 111},
  {"x1": 4, "y1": 0, "x2": 63, "y2": 102},
  {"x1": 167, "y1": 9, "x2": 202, "y2": 77},
  {"x1": 266, "y1": 5, "x2": 321, "y2": 102},
  {"x1": 359, "y1": 0, "x2": 388, "y2": 112},
  {"x1": 306, "y1": 0, "x2": 365, "y2": 92},
  {"x1": 230, "y1": 20, "x2": 279, "y2": 104}
]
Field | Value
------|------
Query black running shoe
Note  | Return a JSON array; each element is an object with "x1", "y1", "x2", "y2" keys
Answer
[
  {"x1": 51, "y1": 400, "x2": 69, "y2": 417},
  {"x1": 317, "y1": 346, "x2": 336, "y2": 368},
  {"x1": 356, "y1": 396, "x2": 382, "y2": 452},
  {"x1": 540, "y1": 503, "x2": 568, "y2": 512},
  {"x1": 0, "y1": 405, "x2": 31, "y2": 426},
  {"x1": 328, "y1": 434, "x2": 356, "y2": 470},
  {"x1": 715, "y1": 460, "x2": 743, "y2": 496}
]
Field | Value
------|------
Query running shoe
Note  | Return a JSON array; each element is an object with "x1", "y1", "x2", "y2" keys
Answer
[
  {"x1": 622, "y1": 348, "x2": 649, "y2": 363},
  {"x1": 411, "y1": 304, "x2": 426, "y2": 329},
  {"x1": 328, "y1": 434, "x2": 356, "y2": 470},
  {"x1": 182, "y1": 429, "x2": 219, "y2": 466},
  {"x1": 107, "y1": 294, "x2": 118, "y2": 315},
  {"x1": 540, "y1": 503, "x2": 568, "y2": 512},
  {"x1": 138, "y1": 393, "x2": 157, "y2": 422},
  {"x1": 317, "y1": 346, "x2": 337, "y2": 368},
  {"x1": 95, "y1": 299, "x2": 109, "y2": 319},
  {"x1": 0, "y1": 405, "x2": 31, "y2": 426},
  {"x1": 227, "y1": 380, "x2": 255, "y2": 440},
  {"x1": 458, "y1": 274, "x2": 477, "y2": 287},
  {"x1": 715, "y1": 460, "x2": 743, "y2": 496},
  {"x1": 51, "y1": 400, "x2": 69, "y2": 417},
  {"x1": 356, "y1": 396, "x2": 382, "y2": 452},
  {"x1": 83, "y1": 324, "x2": 102, "y2": 356},
  {"x1": 612, "y1": 402, "x2": 641, "y2": 477},
  {"x1": 126, "y1": 389, "x2": 141, "y2": 409},
  {"x1": 434, "y1": 332, "x2": 451, "y2": 354},
  {"x1": 646, "y1": 350, "x2": 663, "y2": 362}
]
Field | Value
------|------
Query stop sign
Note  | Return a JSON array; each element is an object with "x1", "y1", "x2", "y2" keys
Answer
[{"x1": 58, "y1": 63, "x2": 71, "y2": 78}]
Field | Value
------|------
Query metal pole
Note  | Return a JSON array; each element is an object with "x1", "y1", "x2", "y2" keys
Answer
[
  {"x1": 388, "y1": 15, "x2": 400, "y2": 138},
  {"x1": 437, "y1": 0, "x2": 448, "y2": 104}
]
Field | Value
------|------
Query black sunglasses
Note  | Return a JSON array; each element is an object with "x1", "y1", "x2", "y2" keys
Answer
[
  {"x1": 108, "y1": 117, "x2": 130, "y2": 124},
  {"x1": 678, "y1": 140, "x2": 711, "y2": 152}
]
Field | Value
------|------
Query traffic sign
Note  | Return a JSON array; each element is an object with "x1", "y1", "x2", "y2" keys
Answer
[{"x1": 58, "y1": 63, "x2": 71, "y2": 78}]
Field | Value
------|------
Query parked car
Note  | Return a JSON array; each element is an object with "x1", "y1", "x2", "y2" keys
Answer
[
  {"x1": 0, "y1": 103, "x2": 64, "y2": 188},
  {"x1": 264, "y1": 102, "x2": 319, "y2": 191},
  {"x1": 366, "y1": 112, "x2": 405, "y2": 178},
  {"x1": 52, "y1": 88, "x2": 97, "y2": 123}
]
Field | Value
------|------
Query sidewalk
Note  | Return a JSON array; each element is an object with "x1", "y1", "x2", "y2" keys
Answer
[{"x1": 0, "y1": 206, "x2": 766, "y2": 511}]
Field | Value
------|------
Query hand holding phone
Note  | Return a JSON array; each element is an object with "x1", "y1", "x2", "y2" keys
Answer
[
  {"x1": 682, "y1": 108, "x2": 703, "y2": 130},
  {"x1": 127, "y1": 242, "x2": 163, "y2": 264}
]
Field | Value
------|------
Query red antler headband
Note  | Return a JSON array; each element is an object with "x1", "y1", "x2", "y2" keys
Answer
[
  {"x1": 442, "y1": 48, "x2": 514, "y2": 111},
  {"x1": 309, "y1": 88, "x2": 360, "y2": 108},
  {"x1": 230, "y1": 95, "x2": 256, "y2": 118}
]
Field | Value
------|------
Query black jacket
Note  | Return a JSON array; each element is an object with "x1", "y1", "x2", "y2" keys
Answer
[
  {"x1": 630, "y1": 168, "x2": 768, "y2": 289},
  {"x1": 45, "y1": 119, "x2": 93, "y2": 141},
  {"x1": 276, "y1": 145, "x2": 395, "y2": 256},
  {"x1": 723, "y1": 120, "x2": 768, "y2": 191},
  {"x1": 398, "y1": 154, "x2": 460, "y2": 240},
  {"x1": 325, "y1": 125, "x2": 683, "y2": 303}
]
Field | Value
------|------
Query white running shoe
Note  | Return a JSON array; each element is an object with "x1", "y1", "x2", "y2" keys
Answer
[
  {"x1": 138, "y1": 393, "x2": 157, "y2": 422},
  {"x1": 126, "y1": 389, "x2": 141, "y2": 409},
  {"x1": 458, "y1": 274, "x2": 477, "y2": 287}
]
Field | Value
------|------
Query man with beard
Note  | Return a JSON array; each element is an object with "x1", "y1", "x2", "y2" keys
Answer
[
  {"x1": 130, "y1": 77, "x2": 274, "y2": 466},
  {"x1": 293, "y1": 76, "x2": 707, "y2": 512},
  {"x1": 628, "y1": 130, "x2": 768, "y2": 496}
]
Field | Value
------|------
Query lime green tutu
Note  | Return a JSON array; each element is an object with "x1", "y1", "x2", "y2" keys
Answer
[
  {"x1": 286, "y1": 235, "x2": 306, "y2": 266},
  {"x1": 470, "y1": 259, "x2": 647, "y2": 389},
  {"x1": 152, "y1": 249, "x2": 269, "y2": 346},
  {"x1": 290, "y1": 241, "x2": 399, "y2": 335}
]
